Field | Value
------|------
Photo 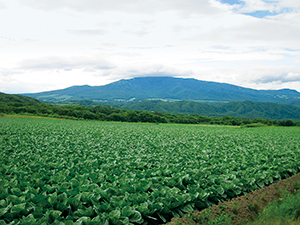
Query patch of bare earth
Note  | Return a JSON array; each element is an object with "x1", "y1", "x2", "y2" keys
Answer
[{"x1": 166, "y1": 173, "x2": 300, "y2": 225}]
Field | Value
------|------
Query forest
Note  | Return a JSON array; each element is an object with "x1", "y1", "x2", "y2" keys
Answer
[{"x1": 0, "y1": 92, "x2": 299, "y2": 127}]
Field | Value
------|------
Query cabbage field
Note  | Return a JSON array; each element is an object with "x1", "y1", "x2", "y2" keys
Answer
[{"x1": 1, "y1": 117, "x2": 300, "y2": 224}]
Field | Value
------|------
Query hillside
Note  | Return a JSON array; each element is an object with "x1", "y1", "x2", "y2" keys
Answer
[
  {"x1": 118, "y1": 100, "x2": 300, "y2": 120},
  {"x1": 22, "y1": 77, "x2": 300, "y2": 105},
  {"x1": 3, "y1": 89, "x2": 300, "y2": 121},
  {"x1": 0, "y1": 92, "x2": 40, "y2": 105}
]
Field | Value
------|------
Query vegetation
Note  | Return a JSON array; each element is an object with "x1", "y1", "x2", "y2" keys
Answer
[
  {"x1": 0, "y1": 93, "x2": 299, "y2": 127},
  {"x1": 246, "y1": 191, "x2": 300, "y2": 225},
  {"x1": 23, "y1": 77, "x2": 300, "y2": 105},
  {"x1": 0, "y1": 117, "x2": 300, "y2": 224},
  {"x1": 167, "y1": 173, "x2": 300, "y2": 225},
  {"x1": 0, "y1": 92, "x2": 40, "y2": 105},
  {"x1": 116, "y1": 100, "x2": 300, "y2": 121},
  {"x1": 50, "y1": 99, "x2": 300, "y2": 121}
]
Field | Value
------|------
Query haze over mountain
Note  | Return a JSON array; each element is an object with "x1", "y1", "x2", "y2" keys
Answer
[{"x1": 23, "y1": 77, "x2": 300, "y2": 105}]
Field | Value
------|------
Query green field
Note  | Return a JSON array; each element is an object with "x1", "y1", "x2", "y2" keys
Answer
[{"x1": 0, "y1": 117, "x2": 300, "y2": 224}]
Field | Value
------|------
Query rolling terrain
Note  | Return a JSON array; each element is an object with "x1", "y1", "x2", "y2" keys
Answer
[
  {"x1": 118, "y1": 100, "x2": 300, "y2": 120},
  {"x1": 2, "y1": 91, "x2": 300, "y2": 121},
  {"x1": 22, "y1": 77, "x2": 300, "y2": 105}
]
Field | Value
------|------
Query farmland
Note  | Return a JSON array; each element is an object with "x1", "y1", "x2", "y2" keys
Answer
[{"x1": 0, "y1": 117, "x2": 300, "y2": 224}]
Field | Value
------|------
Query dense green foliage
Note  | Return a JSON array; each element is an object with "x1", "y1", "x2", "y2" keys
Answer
[
  {"x1": 1, "y1": 93, "x2": 299, "y2": 126},
  {"x1": 1, "y1": 118, "x2": 300, "y2": 224},
  {"x1": 0, "y1": 92, "x2": 40, "y2": 105},
  {"x1": 23, "y1": 77, "x2": 300, "y2": 105},
  {"x1": 114, "y1": 100, "x2": 300, "y2": 121}
]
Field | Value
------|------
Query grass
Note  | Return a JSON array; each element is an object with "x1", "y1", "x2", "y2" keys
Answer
[
  {"x1": 167, "y1": 174, "x2": 300, "y2": 225},
  {"x1": 169, "y1": 189, "x2": 300, "y2": 225},
  {"x1": 247, "y1": 200, "x2": 260, "y2": 215},
  {"x1": 246, "y1": 190, "x2": 300, "y2": 225}
]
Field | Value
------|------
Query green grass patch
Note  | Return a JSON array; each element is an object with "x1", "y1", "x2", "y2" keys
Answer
[{"x1": 246, "y1": 190, "x2": 300, "y2": 225}]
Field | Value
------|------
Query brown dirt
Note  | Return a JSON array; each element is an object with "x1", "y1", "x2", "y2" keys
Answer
[{"x1": 166, "y1": 173, "x2": 300, "y2": 225}]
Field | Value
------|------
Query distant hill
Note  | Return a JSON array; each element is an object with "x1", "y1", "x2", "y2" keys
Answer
[
  {"x1": 1, "y1": 91, "x2": 300, "y2": 121},
  {"x1": 117, "y1": 100, "x2": 300, "y2": 120},
  {"x1": 0, "y1": 92, "x2": 40, "y2": 105},
  {"x1": 22, "y1": 77, "x2": 300, "y2": 105}
]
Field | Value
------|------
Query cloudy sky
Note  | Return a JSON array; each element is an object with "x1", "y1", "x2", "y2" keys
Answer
[{"x1": 1, "y1": 0, "x2": 300, "y2": 94}]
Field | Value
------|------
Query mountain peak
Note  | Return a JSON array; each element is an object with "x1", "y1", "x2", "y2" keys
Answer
[{"x1": 22, "y1": 76, "x2": 300, "y2": 105}]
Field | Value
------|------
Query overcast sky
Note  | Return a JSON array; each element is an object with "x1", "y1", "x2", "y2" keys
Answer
[{"x1": 1, "y1": 0, "x2": 300, "y2": 94}]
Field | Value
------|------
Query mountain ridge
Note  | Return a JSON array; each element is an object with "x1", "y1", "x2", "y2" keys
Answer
[
  {"x1": 22, "y1": 76, "x2": 300, "y2": 105},
  {"x1": 115, "y1": 100, "x2": 300, "y2": 120},
  {"x1": 2, "y1": 91, "x2": 300, "y2": 121}
]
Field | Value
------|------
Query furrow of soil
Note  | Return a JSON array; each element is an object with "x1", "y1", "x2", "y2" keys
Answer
[{"x1": 166, "y1": 173, "x2": 300, "y2": 225}]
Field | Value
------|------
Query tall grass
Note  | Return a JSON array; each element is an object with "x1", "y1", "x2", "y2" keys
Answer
[{"x1": 246, "y1": 190, "x2": 300, "y2": 225}]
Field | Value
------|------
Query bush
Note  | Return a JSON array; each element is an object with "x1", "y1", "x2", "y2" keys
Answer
[{"x1": 240, "y1": 123, "x2": 268, "y2": 128}]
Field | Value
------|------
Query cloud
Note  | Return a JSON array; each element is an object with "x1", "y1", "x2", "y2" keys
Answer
[
  {"x1": 236, "y1": 19, "x2": 300, "y2": 46},
  {"x1": 237, "y1": 0, "x2": 278, "y2": 13},
  {"x1": 218, "y1": 0, "x2": 300, "y2": 18},
  {"x1": 17, "y1": 56, "x2": 116, "y2": 71},
  {"x1": 19, "y1": 0, "x2": 223, "y2": 15},
  {"x1": 123, "y1": 29, "x2": 149, "y2": 37},
  {"x1": 67, "y1": 29, "x2": 106, "y2": 36},
  {"x1": 254, "y1": 72, "x2": 300, "y2": 84},
  {"x1": 90, "y1": 63, "x2": 195, "y2": 83},
  {"x1": 0, "y1": 1, "x2": 6, "y2": 9},
  {"x1": 0, "y1": 69, "x2": 28, "y2": 94},
  {"x1": 185, "y1": 13, "x2": 300, "y2": 49},
  {"x1": 277, "y1": 0, "x2": 300, "y2": 8}
]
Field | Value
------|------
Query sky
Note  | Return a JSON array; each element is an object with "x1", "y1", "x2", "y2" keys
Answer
[{"x1": 1, "y1": 0, "x2": 300, "y2": 94}]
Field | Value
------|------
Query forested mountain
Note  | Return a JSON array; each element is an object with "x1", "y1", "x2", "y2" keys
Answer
[
  {"x1": 117, "y1": 100, "x2": 300, "y2": 120},
  {"x1": 0, "y1": 92, "x2": 40, "y2": 105},
  {"x1": 1, "y1": 92, "x2": 299, "y2": 125},
  {"x1": 2, "y1": 89, "x2": 300, "y2": 121},
  {"x1": 23, "y1": 77, "x2": 300, "y2": 105}
]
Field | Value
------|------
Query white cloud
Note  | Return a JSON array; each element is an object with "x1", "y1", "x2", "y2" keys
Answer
[
  {"x1": 19, "y1": 0, "x2": 223, "y2": 15},
  {"x1": 243, "y1": 0, "x2": 270, "y2": 11},
  {"x1": 123, "y1": 29, "x2": 149, "y2": 37},
  {"x1": 1, "y1": 0, "x2": 300, "y2": 94},
  {"x1": 184, "y1": 12, "x2": 300, "y2": 50},
  {"x1": 253, "y1": 71, "x2": 300, "y2": 84},
  {"x1": 17, "y1": 56, "x2": 116, "y2": 71},
  {"x1": 278, "y1": 0, "x2": 300, "y2": 8},
  {"x1": 67, "y1": 29, "x2": 106, "y2": 36},
  {"x1": 0, "y1": 1, "x2": 6, "y2": 9}
]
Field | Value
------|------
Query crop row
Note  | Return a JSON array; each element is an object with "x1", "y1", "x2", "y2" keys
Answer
[{"x1": 0, "y1": 117, "x2": 300, "y2": 224}]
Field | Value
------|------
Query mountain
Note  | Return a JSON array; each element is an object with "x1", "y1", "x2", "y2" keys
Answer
[
  {"x1": 118, "y1": 100, "x2": 300, "y2": 120},
  {"x1": 2, "y1": 91, "x2": 300, "y2": 121},
  {"x1": 23, "y1": 77, "x2": 300, "y2": 105},
  {"x1": 0, "y1": 92, "x2": 40, "y2": 105}
]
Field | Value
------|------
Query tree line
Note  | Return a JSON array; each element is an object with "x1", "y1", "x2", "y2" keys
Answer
[{"x1": 0, "y1": 100, "x2": 299, "y2": 127}]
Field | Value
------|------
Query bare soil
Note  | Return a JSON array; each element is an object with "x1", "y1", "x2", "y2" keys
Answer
[{"x1": 166, "y1": 173, "x2": 300, "y2": 225}]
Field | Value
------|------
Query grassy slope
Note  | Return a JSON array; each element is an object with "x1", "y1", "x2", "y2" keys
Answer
[{"x1": 0, "y1": 92, "x2": 40, "y2": 105}]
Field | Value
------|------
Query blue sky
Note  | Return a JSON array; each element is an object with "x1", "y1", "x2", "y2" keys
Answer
[
  {"x1": 219, "y1": 0, "x2": 244, "y2": 5},
  {"x1": 220, "y1": 0, "x2": 292, "y2": 18},
  {"x1": 0, "y1": 0, "x2": 300, "y2": 93},
  {"x1": 220, "y1": 0, "x2": 293, "y2": 18}
]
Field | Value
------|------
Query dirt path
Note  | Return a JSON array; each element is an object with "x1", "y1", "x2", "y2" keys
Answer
[{"x1": 166, "y1": 173, "x2": 300, "y2": 225}]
